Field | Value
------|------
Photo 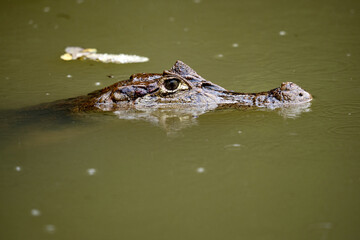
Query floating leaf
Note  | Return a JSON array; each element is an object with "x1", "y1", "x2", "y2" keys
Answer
[{"x1": 60, "y1": 46, "x2": 149, "y2": 64}]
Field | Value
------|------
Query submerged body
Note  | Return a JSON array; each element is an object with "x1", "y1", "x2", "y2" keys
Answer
[{"x1": 46, "y1": 60, "x2": 312, "y2": 113}]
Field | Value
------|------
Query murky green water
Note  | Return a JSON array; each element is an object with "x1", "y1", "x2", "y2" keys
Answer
[{"x1": 1, "y1": 0, "x2": 359, "y2": 239}]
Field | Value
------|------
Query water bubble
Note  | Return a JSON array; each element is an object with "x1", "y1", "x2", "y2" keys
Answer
[
  {"x1": 87, "y1": 168, "x2": 96, "y2": 175},
  {"x1": 238, "y1": 130, "x2": 242, "y2": 134},
  {"x1": 193, "y1": 0, "x2": 201, "y2": 3},
  {"x1": 76, "y1": 0, "x2": 84, "y2": 4},
  {"x1": 28, "y1": 20, "x2": 34, "y2": 25},
  {"x1": 43, "y1": 7, "x2": 50, "y2": 13},
  {"x1": 66, "y1": 74, "x2": 72, "y2": 78},
  {"x1": 232, "y1": 43, "x2": 239, "y2": 48},
  {"x1": 184, "y1": 28, "x2": 189, "y2": 32},
  {"x1": 95, "y1": 82, "x2": 101, "y2": 86},
  {"x1": 279, "y1": 30, "x2": 287, "y2": 36},
  {"x1": 197, "y1": 167, "x2": 205, "y2": 173},
  {"x1": 15, "y1": 166, "x2": 21, "y2": 171},
  {"x1": 45, "y1": 93, "x2": 50, "y2": 96},
  {"x1": 216, "y1": 54, "x2": 224, "y2": 58},
  {"x1": 31, "y1": 209, "x2": 41, "y2": 216},
  {"x1": 169, "y1": 17, "x2": 175, "y2": 22},
  {"x1": 346, "y1": 53, "x2": 351, "y2": 57},
  {"x1": 45, "y1": 224, "x2": 56, "y2": 233},
  {"x1": 315, "y1": 222, "x2": 333, "y2": 229},
  {"x1": 225, "y1": 143, "x2": 241, "y2": 149}
]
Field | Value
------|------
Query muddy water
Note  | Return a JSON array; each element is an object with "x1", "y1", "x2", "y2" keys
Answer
[{"x1": 0, "y1": 0, "x2": 359, "y2": 239}]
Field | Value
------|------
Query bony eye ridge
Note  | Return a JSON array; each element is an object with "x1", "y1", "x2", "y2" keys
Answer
[{"x1": 164, "y1": 78, "x2": 180, "y2": 91}]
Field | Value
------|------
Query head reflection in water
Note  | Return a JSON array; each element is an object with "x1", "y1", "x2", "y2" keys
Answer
[{"x1": 113, "y1": 102, "x2": 312, "y2": 133}]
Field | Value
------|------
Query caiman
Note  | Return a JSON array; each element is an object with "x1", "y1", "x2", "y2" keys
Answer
[
  {"x1": 0, "y1": 60, "x2": 313, "y2": 140},
  {"x1": 37, "y1": 60, "x2": 312, "y2": 114}
]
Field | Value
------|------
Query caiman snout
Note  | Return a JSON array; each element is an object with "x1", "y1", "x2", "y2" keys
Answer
[{"x1": 278, "y1": 82, "x2": 312, "y2": 104}]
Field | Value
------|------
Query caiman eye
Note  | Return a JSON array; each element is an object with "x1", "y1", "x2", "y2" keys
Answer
[{"x1": 164, "y1": 79, "x2": 180, "y2": 91}]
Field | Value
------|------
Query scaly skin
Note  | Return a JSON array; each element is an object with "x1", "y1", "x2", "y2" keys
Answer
[
  {"x1": 27, "y1": 60, "x2": 311, "y2": 113},
  {"x1": 0, "y1": 60, "x2": 313, "y2": 136},
  {"x1": 91, "y1": 60, "x2": 312, "y2": 112}
]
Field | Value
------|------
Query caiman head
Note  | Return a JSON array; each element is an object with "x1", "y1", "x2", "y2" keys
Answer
[{"x1": 95, "y1": 60, "x2": 312, "y2": 111}]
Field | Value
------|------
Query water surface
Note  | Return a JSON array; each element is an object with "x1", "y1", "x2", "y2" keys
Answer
[{"x1": 0, "y1": 0, "x2": 359, "y2": 239}]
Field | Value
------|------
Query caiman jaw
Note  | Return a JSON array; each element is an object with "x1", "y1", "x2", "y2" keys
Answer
[{"x1": 201, "y1": 81, "x2": 312, "y2": 108}]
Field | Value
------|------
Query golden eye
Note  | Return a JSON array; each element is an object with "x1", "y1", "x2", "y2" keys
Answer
[{"x1": 164, "y1": 79, "x2": 180, "y2": 91}]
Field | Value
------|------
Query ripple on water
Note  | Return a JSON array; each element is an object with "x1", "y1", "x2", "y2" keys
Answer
[
  {"x1": 315, "y1": 102, "x2": 360, "y2": 138},
  {"x1": 208, "y1": 47, "x2": 273, "y2": 66},
  {"x1": 316, "y1": 102, "x2": 360, "y2": 118},
  {"x1": 266, "y1": 57, "x2": 351, "y2": 76},
  {"x1": 328, "y1": 124, "x2": 360, "y2": 136}
]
